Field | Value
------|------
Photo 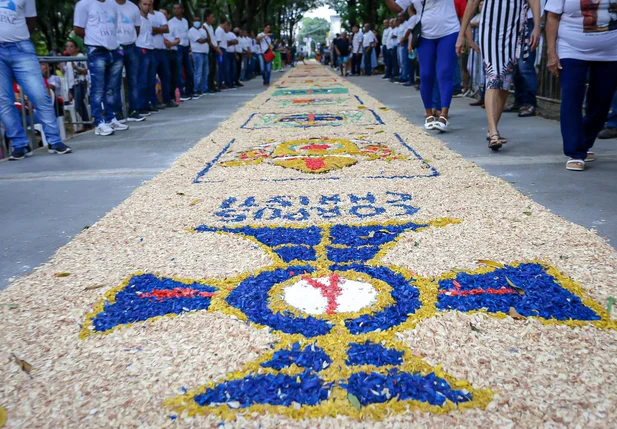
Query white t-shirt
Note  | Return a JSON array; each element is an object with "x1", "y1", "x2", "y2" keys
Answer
[
  {"x1": 204, "y1": 23, "x2": 216, "y2": 50},
  {"x1": 362, "y1": 30, "x2": 376, "y2": 47},
  {"x1": 227, "y1": 32, "x2": 238, "y2": 53},
  {"x1": 545, "y1": 0, "x2": 617, "y2": 61},
  {"x1": 397, "y1": 0, "x2": 460, "y2": 39},
  {"x1": 115, "y1": 0, "x2": 140, "y2": 45},
  {"x1": 253, "y1": 38, "x2": 262, "y2": 54},
  {"x1": 0, "y1": 0, "x2": 36, "y2": 43},
  {"x1": 352, "y1": 31, "x2": 363, "y2": 53},
  {"x1": 164, "y1": 25, "x2": 179, "y2": 51},
  {"x1": 388, "y1": 26, "x2": 399, "y2": 49},
  {"x1": 398, "y1": 21, "x2": 409, "y2": 43},
  {"x1": 382, "y1": 28, "x2": 391, "y2": 46},
  {"x1": 215, "y1": 26, "x2": 228, "y2": 49},
  {"x1": 168, "y1": 17, "x2": 189, "y2": 46},
  {"x1": 150, "y1": 11, "x2": 167, "y2": 49},
  {"x1": 189, "y1": 27, "x2": 209, "y2": 53},
  {"x1": 74, "y1": 0, "x2": 119, "y2": 50},
  {"x1": 135, "y1": 14, "x2": 154, "y2": 50},
  {"x1": 258, "y1": 32, "x2": 271, "y2": 53}
]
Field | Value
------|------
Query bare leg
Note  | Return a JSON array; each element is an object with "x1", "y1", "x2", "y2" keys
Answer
[
  {"x1": 440, "y1": 107, "x2": 450, "y2": 122},
  {"x1": 486, "y1": 89, "x2": 509, "y2": 136}
]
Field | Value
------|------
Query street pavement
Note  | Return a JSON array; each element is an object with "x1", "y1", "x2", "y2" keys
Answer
[{"x1": 1, "y1": 69, "x2": 616, "y2": 290}]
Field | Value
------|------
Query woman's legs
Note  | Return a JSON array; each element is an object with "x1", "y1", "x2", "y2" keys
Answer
[
  {"x1": 435, "y1": 32, "x2": 458, "y2": 120},
  {"x1": 417, "y1": 37, "x2": 438, "y2": 117},
  {"x1": 559, "y1": 59, "x2": 589, "y2": 160},
  {"x1": 583, "y1": 61, "x2": 617, "y2": 152},
  {"x1": 485, "y1": 89, "x2": 509, "y2": 137}
]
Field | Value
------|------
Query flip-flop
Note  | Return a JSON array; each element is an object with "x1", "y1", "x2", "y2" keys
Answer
[{"x1": 566, "y1": 158, "x2": 585, "y2": 171}]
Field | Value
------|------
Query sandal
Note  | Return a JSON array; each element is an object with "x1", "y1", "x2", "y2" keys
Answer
[
  {"x1": 585, "y1": 151, "x2": 595, "y2": 162},
  {"x1": 433, "y1": 116, "x2": 449, "y2": 132},
  {"x1": 488, "y1": 134, "x2": 505, "y2": 151},
  {"x1": 424, "y1": 116, "x2": 436, "y2": 130},
  {"x1": 566, "y1": 158, "x2": 585, "y2": 171},
  {"x1": 486, "y1": 133, "x2": 508, "y2": 144}
]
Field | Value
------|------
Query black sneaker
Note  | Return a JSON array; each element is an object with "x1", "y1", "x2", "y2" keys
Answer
[
  {"x1": 115, "y1": 113, "x2": 127, "y2": 123},
  {"x1": 138, "y1": 109, "x2": 152, "y2": 116},
  {"x1": 48, "y1": 142, "x2": 72, "y2": 155},
  {"x1": 235, "y1": 83, "x2": 244, "y2": 87},
  {"x1": 165, "y1": 101, "x2": 179, "y2": 108},
  {"x1": 207, "y1": 89, "x2": 216, "y2": 94},
  {"x1": 147, "y1": 105, "x2": 160, "y2": 114},
  {"x1": 155, "y1": 103, "x2": 166, "y2": 110},
  {"x1": 9, "y1": 146, "x2": 33, "y2": 160},
  {"x1": 179, "y1": 95, "x2": 191, "y2": 102},
  {"x1": 127, "y1": 111, "x2": 147, "y2": 122}
]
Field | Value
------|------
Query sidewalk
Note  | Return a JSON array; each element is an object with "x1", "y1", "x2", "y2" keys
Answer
[
  {"x1": 351, "y1": 74, "x2": 617, "y2": 245},
  {"x1": 0, "y1": 79, "x2": 271, "y2": 289}
]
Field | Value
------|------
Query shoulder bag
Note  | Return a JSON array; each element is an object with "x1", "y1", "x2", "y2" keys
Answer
[
  {"x1": 263, "y1": 36, "x2": 276, "y2": 63},
  {"x1": 411, "y1": 0, "x2": 426, "y2": 49}
]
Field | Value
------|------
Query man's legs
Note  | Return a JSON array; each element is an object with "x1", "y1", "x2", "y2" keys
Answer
[
  {"x1": 155, "y1": 50, "x2": 172, "y2": 104},
  {"x1": 218, "y1": 48, "x2": 226, "y2": 88},
  {"x1": 226, "y1": 51, "x2": 235, "y2": 87},
  {"x1": 87, "y1": 46, "x2": 111, "y2": 126},
  {"x1": 167, "y1": 50, "x2": 180, "y2": 102},
  {"x1": 390, "y1": 47, "x2": 399, "y2": 79},
  {"x1": 202, "y1": 54, "x2": 209, "y2": 94},
  {"x1": 105, "y1": 49, "x2": 124, "y2": 123},
  {"x1": 193, "y1": 52, "x2": 203, "y2": 94},
  {"x1": 383, "y1": 46, "x2": 391, "y2": 78},
  {"x1": 179, "y1": 45, "x2": 194, "y2": 97},
  {"x1": 137, "y1": 49, "x2": 153, "y2": 111},
  {"x1": 364, "y1": 48, "x2": 372, "y2": 76},
  {"x1": 582, "y1": 61, "x2": 617, "y2": 151},
  {"x1": 560, "y1": 59, "x2": 590, "y2": 160},
  {"x1": 606, "y1": 91, "x2": 617, "y2": 128},
  {"x1": 123, "y1": 44, "x2": 140, "y2": 115}
]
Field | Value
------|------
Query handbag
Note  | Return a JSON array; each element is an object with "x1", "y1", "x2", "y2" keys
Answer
[
  {"x1": 263, "y1": 36, "x2": 275, "y2": 63},
  {"x1": 411, "y1": 0, "x2": 426, "y2": 49}
]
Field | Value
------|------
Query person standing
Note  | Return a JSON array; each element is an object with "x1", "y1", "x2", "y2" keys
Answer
[
  {"x1": 457, "y1": 0, "x2": 540, "y2": 148},
  {"x1": 162, "y1": 8, "x2": 181, "y2": 104},
  {"x1": 257, "y1": 25, "x2": 274, "y2": 85},
  {"x1": 114, "y1": 0, "x2": 146, "y2": 122},
  {"x1": 545, "y1": 0, "x2": 617, "y2": 170},
  {"x1": 188, "y1": 16, "x2": 209, "y2": 97},
  {"x1": 64, "y1": 39, "x2": 90, "y2": 130},
  {"x1": 169, "y1": 3, "x2": 193, "y2": 101},
  {"x1": 382, "y1": 19, "x2": 392, "y2": 79},
  {"x1": 203, "y1": 10, "x2": 220, "y2": 93},
  {"x1": 74, "y1": 0, "x2": 126, "y2": 136},
  {"x1": 504, "y1": 3, "x2": 544, "y2": 117},
  {"x1": 388, "y1": 0, "x2": 463, "y2": 132},
  {"x1": 229, "y1": 28, "x2": 242, "y2": 87},
  {"x1": 135, "y1": 0, "x2": 156, "y2": 116},
  {"x1": 216, "y1": 18, "x2": 233, "y2": 90},
  {"x1": 1, "y1": 0, "x2": 71, "y2": 159},
  {"x1": 397, "y1": 16, "x2": 410, "y2": 83},
  {"x1": 149, "y1": 4, "x2": 177, "y2": 109},
  {"x1": 351, "y1": 25, "x2": 363, "y2": 76},
  {"x1": 334, "y1": 31, "x2": 352, "y2": 76},
  {"x1": 388, "y1": 18, "x2": 400, "y2": 81},
  {"x1": 362, "y1": 24, "x2": 377, "y2": 76}
]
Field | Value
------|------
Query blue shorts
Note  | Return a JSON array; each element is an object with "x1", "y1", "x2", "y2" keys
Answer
[{"x1": 338, "y1": 56, "x2": 349, "y2": 66}]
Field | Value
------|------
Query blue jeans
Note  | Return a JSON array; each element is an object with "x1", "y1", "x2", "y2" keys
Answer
[
  {"x1": 217, "y1": 48, "x2": 230, "y2": 88},
  {"x1": 137, "y1": 48, "x2": 153, "y2": 111},
  {"x1": 513, "y1": 21, "x2": 538, "y2": 107},
  {"x1": 262, "y1": 57, "x2": 272, "y2": 84},
  {"x1": 241, "y1": 55, "x2": 250, "y2": 81},
  {"x1": 383, "y1": 46, "x2": 391, "y2": 78},
  {"x1": 113, "y1": 43, "x2": 139, "y2": 115},
  {"x1": 363, "y1": 47, "x2": 373, "y2": 76},
  {"x1": 151, "y1": 49, "x2": 171, "y2": 105},
  {"x1": 605, "y1": 89, "x2": 617, "y2": 128},
  {"x1": 227, "y1": 51, "x2": 237, "y2": 85},
  {"x1": 87, "y1": 45, "x2": 123, "y2": 126},
  {"x1": 417, "y1": 32, "x2": 457, "y2": 110},
  {"x1": 0, "y1": 41, "x2": 62, "y2": 149},
  {"x1": 398, "y1": 46, "x2": 408, "y2": 81},
  {"x1": 177, "y1": 45, "x2": 193, "y2": 97},
  {"x1": 193, "y1": 52, "x2": 208, "y2": 94},
  {"x1": 389, "y1": 48, "x2": 399, "y2": 78},
  {"x1": 560, "y1": 59, "x2": 617, "y2": 159},
  {"x1": 453, "y1": 55, "x2": 462, "y2": 93}
]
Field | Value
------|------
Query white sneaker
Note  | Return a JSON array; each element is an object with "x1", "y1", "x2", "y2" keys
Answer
[
  {"x1": 95, "y1": 122, "x2": 115, "y2": 136},
  {"x1": 110, "y1": 118, "x2": 129, "y2": 131}
]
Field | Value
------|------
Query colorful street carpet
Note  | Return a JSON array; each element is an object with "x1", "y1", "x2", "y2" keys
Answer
[{"x1": 1, "y1": 64, "x2": 617, "y2": 428}]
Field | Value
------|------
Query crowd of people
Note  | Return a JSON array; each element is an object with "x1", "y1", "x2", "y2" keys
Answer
[
  {"x1": 1, "y1": 0, "x2": 616, "y2": 171},
  {"x1": 1, "y1": 0, "x2": 293, "y2": 160},
  {"x1": 324, "y1": 0, "x2": 616, "y2": 171}
]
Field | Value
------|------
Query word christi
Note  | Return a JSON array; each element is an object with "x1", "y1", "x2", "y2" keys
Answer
[
  {"x1": 81, "y1": 219, "x2": 611, "y2": 421},
  {"x1": 214, "y1": 193, "x2": 419, "y2": 223}
]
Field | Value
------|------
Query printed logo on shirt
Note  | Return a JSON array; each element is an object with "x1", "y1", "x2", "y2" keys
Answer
[
  {"x1": 0, "y1": 0, "x2": 17, "y2": 11},
  {"x1": 581, "y1": 0, "x2": 617, "y2": 33}
]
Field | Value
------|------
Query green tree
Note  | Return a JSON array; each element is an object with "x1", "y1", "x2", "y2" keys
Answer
[{"x1": 297, "y1": 17, "x2": 329, "y2": 47}]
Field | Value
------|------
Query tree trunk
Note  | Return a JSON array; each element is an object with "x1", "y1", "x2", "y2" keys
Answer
[{"x1": 247, "y1": 0, "x2": 258, "y2": 33}]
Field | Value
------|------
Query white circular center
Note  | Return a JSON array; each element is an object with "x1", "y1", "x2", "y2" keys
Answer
[{"x1": 283, "y1": 275, "x2": 378, "y2": 315}]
